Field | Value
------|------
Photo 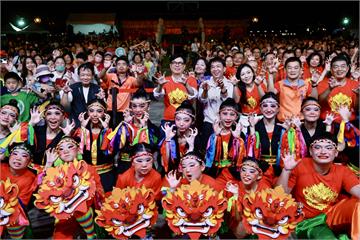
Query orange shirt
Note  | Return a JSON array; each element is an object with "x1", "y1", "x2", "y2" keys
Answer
[
  {"x1": 116, "y1": 167, "x2": 162, "y2": 200},
  {"x1": 275, "y1": 79, "x2": 312, "y2": 122},
  {"x1": 318, "y1": 78, "x2": 359, "y2": 123},
  {"x1": 235, "y1": 84, "x2": 266, "y2": 114},
  {"x1": 162, "y1": 76, "x2": 198, "y2": 121},
  {"x1": 288, "y1": 158, "x2": 358, "y2": 219},
  {"x1": 104, "y1": 73, "x2": 139, "y2": 112},
  {"x1": 0, "y1": 163, "x2": 36, "y2": 206}
]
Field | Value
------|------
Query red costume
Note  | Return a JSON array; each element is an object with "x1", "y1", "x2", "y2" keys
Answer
[
  {"x1": 318, "y1": 78, "x2": 359, "y2": 123},
  {"x1": 0, "y1": 163, "x2": 36, "y2": 206},
  {"x1": 115, "y1": 167, "x2": 162, "y2": 200}
]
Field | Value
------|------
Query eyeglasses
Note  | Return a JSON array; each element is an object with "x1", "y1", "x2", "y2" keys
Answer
[{"x1": 171, "y1": 61, "x2": 184, "y2": 65}]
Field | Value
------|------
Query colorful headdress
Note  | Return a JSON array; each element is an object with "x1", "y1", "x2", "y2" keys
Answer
[
  {"x1": 130, "y1": 151, "x2": 153, "y2": 161},
  {"x1": 175, "y1": 109, "x2": 195, "y2": 118},
  {"x1": 88, "y1": 101, "x2": 106, "y2": 110},
  {"x1": 239, "y1": 159, "x2": 263, "y2": 175},
  {"x1": 301, "y1": 101, "x2": 321, "y2": 111},
  {"x1": 1, "y1": 105, "x2": 19, "y2": 117},
  {"x1": 310, "y1": 138, "x2": 337, "y2": 149}
]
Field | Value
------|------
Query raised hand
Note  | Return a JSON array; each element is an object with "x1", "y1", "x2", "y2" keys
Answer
[
  {"x1": 282, "y1": 151, "x2": 300, "y2": 171},
  {"x1": 62, "y1": 81, "x2": 72, "y2": 94},
  {"x1": 95, "y1": 88, "x2": 106, "y2": 100},
  {"x1": 165, "y1": 170, "x2": 182, "y2": 189},
  {"x1": 123, "y1": 109, "x2": 133, "y2": 123},
  {"x1": 78, "y1": 112, "x2": 90, "y2": 128},
  {"x1": 139, "y1": 112, "x2": 149, "y2": 128},
  {"x1": 351, "y1": 67, "x2": 360, "y2": 79},
  {"x1": 229, "y1": 75, "x2": 240, "y2": 86},
  {"x1": 45, "y1": 148, "x2": 58, "y2": 169},
  {"x1": 324, "y1": 59, "x2": 331, "y2": 72},
  {"x1": 323, "y1": 112, "x2": 336, "y2": 126},
  {"x1": 277, "y1": 117, "x2": 292, "y2": 130},
  {"x1": 329, "y1": 77, "x2": 342, "y2": 89},
  {"x1": 185, "y1": 128, "x2": 198, "y2": 152},
  {"x1": 99, "y1": 113, "x2": 111, "y2": 129},
  {"x1": 291, "y1": 116, "x2": 303, "y2": 129},
  {"x1": 248, "y1": 113, "x2": 260, "y2": 127},
  {"x1": 60, "y1": 119, "x2": 75, "y2": 136},
  {"x1": 337, "y1": 105, "x2": 351, "y2": 122},
  {"x1": 311, "y1": 71, "x2": 320, "y2": 85},
  {"x1": 161, "y1": 122, "x2": 176, "y2": 141},
  {"x1": 254, "y1": 75, "x2": 264, "y2": 86},
  {"x1": 225, "y1": 182, "x2": 239, "y2": 196},
  {"x1": 213, "y1": 118, "x2": 223, "y2": 135},
  {"x1": 29, "y1": 106, "x2": 44, "y2": 126},
  {"x1": 299, "y1": 56, "x2": 306, "y2": 63},
  {"x1": 154, "y1": 71, "x2": 169, "y2": 86},
  {"x1": 231, "y1": 121, "x2": 243, "y2": 138}
]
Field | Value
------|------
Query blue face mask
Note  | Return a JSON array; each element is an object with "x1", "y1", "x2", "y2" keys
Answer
[
  {"x1": 55, "y1": 65, "x2": 65, "y2": 72},
  {"x1": 39, "y1": 75, "x2": 51, "y2": 83}
]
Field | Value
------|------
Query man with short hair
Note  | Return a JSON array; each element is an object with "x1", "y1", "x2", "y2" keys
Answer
[
  {"x1": 198, "y1": 57, "x2": 233, "y2": 146},
  {"x1": 276, "y1": 133, "x2": 360, "y2": 239}
]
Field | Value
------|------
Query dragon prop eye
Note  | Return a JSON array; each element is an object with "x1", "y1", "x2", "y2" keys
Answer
[
  {"x1": 72, "y1": 175, "x2": 80, "y2": 186},
  {"x1": 203, "y1": 207, "x2": 213, "y2": 217},
  {"x1": 137, "y1": 204, "x2": 144, "y2": 214},
  {"x1": 255, "y1": 208, "x2": 263, "y2": 219},
  {"x1": 112, "y1": 218, "x2": 123, "y2": 226},
  {"x1": 278, "y1": 216, "x2": 289, "y2": 224},
  {"x1": 50, "y1": 196, "x2": 62, "y2": 203},
  {"x1": 0, "y1": 197, "x2": 4, "y2": 208},
  {"x1": 176, "y1": 207, "x2": 186, "y2": 217}
]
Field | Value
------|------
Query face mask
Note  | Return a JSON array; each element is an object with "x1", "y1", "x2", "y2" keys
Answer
[
  {"x1": 55, "y1": 65, "x2": 65, "y2": 72},
  {"x1": 39, "y1": 75, "x2": 51, "y2": 83}
]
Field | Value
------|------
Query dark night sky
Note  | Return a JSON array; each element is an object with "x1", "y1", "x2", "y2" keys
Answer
[{"x1": 2, "y1": 1, "x2": 359, "y2": 30}]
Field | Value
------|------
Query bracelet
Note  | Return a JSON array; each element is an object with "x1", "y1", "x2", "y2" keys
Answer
[{"x1": 284, "y1": 168, "x2": 292, "y2": 171}]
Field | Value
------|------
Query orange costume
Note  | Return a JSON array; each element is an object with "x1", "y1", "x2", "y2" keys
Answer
[
  {"x1": 0, "y1": 163, "x2": 36, "y2": 206},
  {"x1": 288, "y1": 157, "x2": 359, "y2": 238},
  {"x1": 115, "y1": 167, "x2": 162, "y2": 200},
  {"x1": 318, "y1": 78, "x2": 359, "y2": 123},
  {"x1": 102, "y1": 73, "x2": 139, "y2": 112},
  {"x1": 275, "y1": 79, "x2": 313, "y2": 122},
  {"x1": 158, "y1": 76, "x2": 198, "y2": 121}
]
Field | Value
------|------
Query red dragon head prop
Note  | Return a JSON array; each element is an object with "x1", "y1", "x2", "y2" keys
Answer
[
  {"x1": 95, "y1": 186, "x2": 157, "y2": 239},
  {"x1": 162, "y1": 180, "x2": 227, "y2": 239},
  {"x1": 242, "y1": 186, "x2": 304, "y2": 239},
  {"x1": 34, "y1": 160, "x2": 96, "y2": 221},
  {"x1": 0, "y1": 178, "x2": 29, "y2": 235}
]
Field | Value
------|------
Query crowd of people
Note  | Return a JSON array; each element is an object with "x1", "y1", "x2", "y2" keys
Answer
[{"x1": 0, "y1": 32, "x2": 359, "y2": 239}]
